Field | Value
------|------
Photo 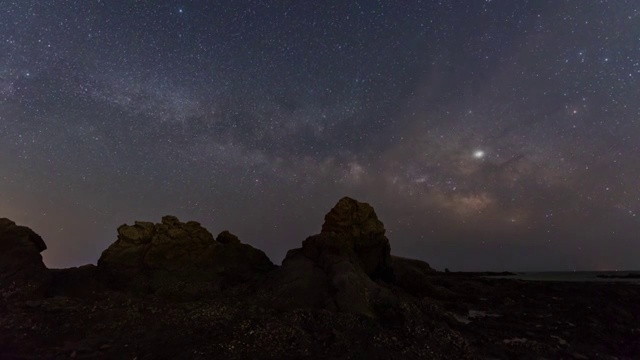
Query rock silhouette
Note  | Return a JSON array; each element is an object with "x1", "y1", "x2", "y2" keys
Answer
[
  {"x1": 320, "y1": 196, "x2": 392, "y2": 278},
  {"x1": 262, "y1": 197, "x2": 396, "y2": 317},
  {"x1": 1, "y1": 198, "x2": 638, "y2": 360},
  {"x1": 0, "y1": 218, "x2": 50, "y2": 300},
  {"x1": 97, "y1": 215, "x2": 274, "y2": 298}
]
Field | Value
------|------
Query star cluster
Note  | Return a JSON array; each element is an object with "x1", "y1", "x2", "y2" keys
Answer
[{"x1": 1, "y1": 1, "x2": 638, "y2": 270}]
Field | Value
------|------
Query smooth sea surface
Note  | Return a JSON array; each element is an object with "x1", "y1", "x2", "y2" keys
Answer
[{"x1": 487, "y1": 271, "x2": 640, "y2": 283}]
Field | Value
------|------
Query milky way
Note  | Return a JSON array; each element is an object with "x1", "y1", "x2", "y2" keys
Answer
[{"x1": 1, "y1": 1, "x2": 639, "y2": 270}]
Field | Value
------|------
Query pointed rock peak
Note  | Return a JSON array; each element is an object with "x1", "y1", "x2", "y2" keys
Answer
[
  {"x1": 216, "y1": 231, "x2": 241, "y2": 244},
  {"x1": 321, "y1": 197, "x2": 385, "y2": 237}
]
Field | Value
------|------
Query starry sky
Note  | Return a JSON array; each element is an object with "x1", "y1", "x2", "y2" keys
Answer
[{"x1": 1, "y1": 1, "x2": 639, "y2": 271}]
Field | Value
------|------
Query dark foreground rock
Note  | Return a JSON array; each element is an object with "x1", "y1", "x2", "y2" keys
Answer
[
  {"x1": 0, "y1": 218, "x2": 51, "y2": 301},
  {"x1": 1, "y1": 200, "x2": 639, "y2": 360}
]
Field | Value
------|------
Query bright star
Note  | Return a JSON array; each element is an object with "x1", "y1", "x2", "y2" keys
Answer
[{"x1": 473, "y1": 150, "x2": 485, "y2": 159}]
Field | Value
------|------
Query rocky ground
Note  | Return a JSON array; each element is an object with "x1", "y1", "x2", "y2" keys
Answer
[{"x1": 1, "y1": 198, "x2": 638, "y2": 360}]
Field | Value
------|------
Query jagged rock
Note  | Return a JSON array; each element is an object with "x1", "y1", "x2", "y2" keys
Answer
[
  {"x1": 321, "y1": 196, "x2": 386, "y2": 237},
  {"x1": 263, "y1": 197, "x2": 397, "y2": 317},
  {"x1": 320, "y1": 197, "x2": 391, "y2": 277},
  {"x1": 97, "y1": 216, "x2": 274, "y2": 298},
  {"x1": 0, "y1": 218, "x2": 51, "y2": 300}
]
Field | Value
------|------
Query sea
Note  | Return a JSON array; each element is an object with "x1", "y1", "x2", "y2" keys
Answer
[{"x1": 487, "y1": 271, "x2": 640, "y2": 284}]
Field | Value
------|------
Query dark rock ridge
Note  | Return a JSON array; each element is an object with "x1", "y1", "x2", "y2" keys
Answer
[
  {"x1": 97, "y1": 215, "x2": 274, "y2": 298},
  {"x1": 0, "y1": 218, "x2": 50, "y2": 300}
]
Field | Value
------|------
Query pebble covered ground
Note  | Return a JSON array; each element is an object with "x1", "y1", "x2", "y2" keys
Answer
[{"x1": 1, "y1": 273, "x2": 638, "y2": 360}]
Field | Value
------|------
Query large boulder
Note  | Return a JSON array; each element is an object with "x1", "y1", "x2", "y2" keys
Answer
[
  {"x1": 320, "y1": 197, "x2": 391, "y2": 278},
  {"x1": 0, "y1": 218, "x2": 51, "y2": 300},
  {"x1": 97, "y1": 216, "x2": 274, "y2": 298},
  {"x1": 263, "y1": 197, "x2": 397, "y2": 317}
]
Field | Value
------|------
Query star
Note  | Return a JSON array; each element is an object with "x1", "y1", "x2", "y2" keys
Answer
[{"x1": 473, "y1": 150, "x2": 486, "y2": 159}]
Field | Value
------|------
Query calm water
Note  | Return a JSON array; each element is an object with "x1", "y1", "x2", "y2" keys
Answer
[{"x1": 488, "y1": 271, "x2": 640, "y2": 284}]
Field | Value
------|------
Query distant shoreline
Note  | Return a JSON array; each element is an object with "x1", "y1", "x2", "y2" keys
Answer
[
  {"x1": 443, "y1": 271, "x2": 517, "y2": 276},
  {"x1": 596, "y1": 273, "x2": 640, "y2": 279},
  {"x1": 473, "y1": 271, "x2": 640, "y2": 283}
]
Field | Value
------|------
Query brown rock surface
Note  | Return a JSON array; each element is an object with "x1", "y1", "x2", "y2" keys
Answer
[
  {"x1": 97, "y1": 216, "x2": 274, "y2": 298},
  {"x1": 320, "y1": 197, "x2": 391, "y2": 277},
  {"x1": 264, "y1": 197, "x2": 396, "y2": 317},
  {"x1": 0, "y1": 218, "x2": 51, "y2": 300}
]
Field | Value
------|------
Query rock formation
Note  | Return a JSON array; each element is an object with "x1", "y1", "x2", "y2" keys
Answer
[
  {"x1": 320, "y1": 196, "x2": 392, "y2": 277},
  {"x1": 97, "y1": 216, "x2": 274, "y2": 298},
  {"x1": 0, "y1": 218, "x2": 51, "y2": 300},
  {"x1": 2, "y1": 200, "x2": 638, "y2": 360},
  {"x1": 263, "y1": 197, "x2": 398, "y2": 317}
]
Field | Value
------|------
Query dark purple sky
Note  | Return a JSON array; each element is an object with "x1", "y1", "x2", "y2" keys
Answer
[{"x1": 1, "y1": 1, "x2": 639, "y2": 271}]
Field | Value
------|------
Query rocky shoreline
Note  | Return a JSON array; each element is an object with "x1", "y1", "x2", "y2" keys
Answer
[{"x1": 1, "y1": 198, "x2": 638, "y2": 359}]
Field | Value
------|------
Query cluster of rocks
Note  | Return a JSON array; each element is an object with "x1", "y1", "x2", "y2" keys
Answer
[
  {"x1": 1, "y1": 197, "x2": 434, "y2": 308},
  {"x1": 97, "y1": 215, "x2": 274, "y2": 299},
  {"x1": 1, "y1": 197, "x2": 638, "y2": 360}
]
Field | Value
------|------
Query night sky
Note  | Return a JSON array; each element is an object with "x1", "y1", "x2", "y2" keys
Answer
[{"x1": 1, "y1": 1, "x2": 639, "y2": 271}]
